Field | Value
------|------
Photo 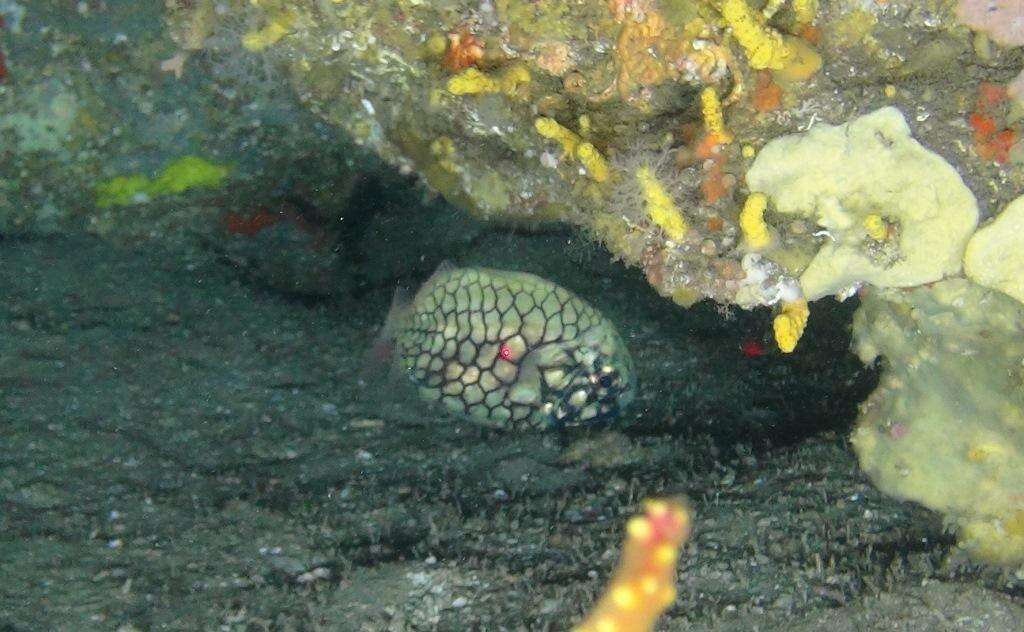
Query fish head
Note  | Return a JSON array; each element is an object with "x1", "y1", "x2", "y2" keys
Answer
[{"x1": 518, "y1": 330, "x2": 635, "y2": 429}]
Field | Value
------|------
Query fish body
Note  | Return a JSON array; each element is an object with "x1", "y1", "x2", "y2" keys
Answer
[{"x1": 383, "y1": 266, "x2": 635, "y2": 430}]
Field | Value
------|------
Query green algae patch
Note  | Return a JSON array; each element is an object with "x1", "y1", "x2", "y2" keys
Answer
[
  {"x1": 149, "y1": 156, "x2": 231, "y2": 195},
  {"x1": 94, "y1": 174, "x2": 153, "y2": 208},
  {"x1": 95, "y1": 156, "x2": 231, "y2": 208}
]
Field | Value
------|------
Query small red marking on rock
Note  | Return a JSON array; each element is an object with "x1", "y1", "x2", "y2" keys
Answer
[{"x1": 740, "y1": 339, "x2": 767, "y2": 358}]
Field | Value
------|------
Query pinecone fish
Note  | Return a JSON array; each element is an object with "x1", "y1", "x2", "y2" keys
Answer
[{"x1": 378, "y1": 265, "x2": 636, "y2": 430}]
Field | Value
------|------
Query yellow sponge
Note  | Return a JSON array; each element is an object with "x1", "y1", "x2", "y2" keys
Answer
[
  {"x1": 637, "y1": 166, "x2": 687, "y2": 240},
  {"x1": 739, "y1": 192, "x2": 772, "y2": 249},
  {"x1": 719, "y1": 0, "x2": 791, "y2": 70},
  {"x1": 773, "y1": 297, "x2": 809, "y2": 353}
]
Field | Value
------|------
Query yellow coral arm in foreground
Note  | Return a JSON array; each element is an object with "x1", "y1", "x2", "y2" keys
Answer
[{"x1": 574, "y1": 499, "x2": 692, "y2": 632}]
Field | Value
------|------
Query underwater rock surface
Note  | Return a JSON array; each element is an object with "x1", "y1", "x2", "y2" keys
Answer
[{"x1": 2, "y1": 233, "x2": 1020, "y2": 630}]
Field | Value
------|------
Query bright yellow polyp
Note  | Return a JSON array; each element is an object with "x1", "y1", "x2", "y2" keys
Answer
[
  {"x1": 611, "y1": 586, "x2": 637, "y2": 609},
  {"x1": 740, "y1": 192, "x2": 772, "y2": 249},
  {"x1": 773, "y1": 298, "x2": 809, "y2": 353},
  {"x1": 595, "y1": 619, "x2": 616, "y2": 632},
  {"x1": 241, "y1": 10, "x2": 295, "y2": 52},
  {"x1": 720, "y1": 0, "x2": 791, "y2": 70},
  {"x1": 653, "y1": 544, "x2": 676, "y2": 565},
  {"x1": 700, "y1": 87, "x2": 732, "y2": 143},
  {"x1": 576, "y1": 142, "x2": 609, "y2": 182},
  {"x1": 534, "y1": 117, "x2": 581, "y2": 155},
  {"x1": 447, "y1": 68, "x2": 500, "y2": 94},
  {"x1": 863, "y1": 213, "x2": 887, "y2": 240},
  {"x1": 626, "y1": 515, "x2": 651, "y2": 540},
  {"x1": 637, "y1": 166, "x2": 687, "y2": 240}
]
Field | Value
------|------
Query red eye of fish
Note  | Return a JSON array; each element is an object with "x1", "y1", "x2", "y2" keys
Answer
[{"x1": 498, "y1": 342, "x2": 513, "y2": 361}]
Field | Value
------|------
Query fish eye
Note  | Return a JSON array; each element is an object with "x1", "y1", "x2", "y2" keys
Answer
[{"x1": 599, "y1": 374, "x2": 614, "y2": 388}]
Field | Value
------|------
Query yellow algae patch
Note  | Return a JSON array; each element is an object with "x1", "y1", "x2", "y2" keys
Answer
[
  {"x1": 671, "y1": 286, "x2": 702, "y2": 308},
  {"x1": 772, "y1": 36, "x2": 821, "y2": 83},
  {"x1": 241, "y1": 9, "x2": 296, "y2": 52},
  {"x1": 739, "y1": 192, "x2": 772, "y2": 250},
  {"x1": 793, "y1": 0, "x2": 818, "y2": 25},
  {"x1": 447, "y1": 68, "x2": 499, "y2": 94},
  {"x1": 964, "y1": 194, "x2": 1024, "y2": 306},
  {"x1": 637, "y1": 166, "x2": 687, "y2": 240},
  {"x1": 960, "y1": 512, "x2": 1024, "y2": 565},
  {"x1": 149, "y1": 156, "x2": 230, "y2": 196},
  {"x1": 95, "y1": 156, "x2": 231, "y2": 207},
  {"x1": 773, "y1": 297, "x2": 809, "y2": 353}
]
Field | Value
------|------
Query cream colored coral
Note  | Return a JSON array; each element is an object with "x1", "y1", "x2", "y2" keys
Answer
[
  {"x1": 746, "y1": 107, "x2": 979, "y2": 300},
  {"x1": 963, "y1": 194, "x2": 1024, "y2": 305},
  {"x1": 852, "y1": 280, "x2": 1024, "y2": 565}
]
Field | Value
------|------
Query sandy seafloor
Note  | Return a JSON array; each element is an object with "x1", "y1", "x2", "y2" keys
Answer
[{"x1": 2, "y1": 213, "x2": 1022, "y2": 631}]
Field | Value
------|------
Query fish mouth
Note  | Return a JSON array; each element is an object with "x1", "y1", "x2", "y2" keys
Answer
[{"x1": 539, "y1": 346, "x2": 633, "y2": 429}]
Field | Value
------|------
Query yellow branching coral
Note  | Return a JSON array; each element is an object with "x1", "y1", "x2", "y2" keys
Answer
[
  {"x1": 637, "y1": 166, "x2": 687, "y2": 241},
  {"x1": 719, "y1": 0, "x2": 791, "y2": 70},
  {"x1": 739, "y1": 192, "x2": 772, "y2": 249},
  {"x1": 699, "y1": 87, "x2": 732, "y2": 143},
  {"x1": 773, "y1": 297, "x2": 809, "y2": 353},
  {"x1": 574, "y1": 498, "x2": 692, "y2": 632},
  {"x1": 241, "y1": 9, "x2": 296, "y2": 52}
]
